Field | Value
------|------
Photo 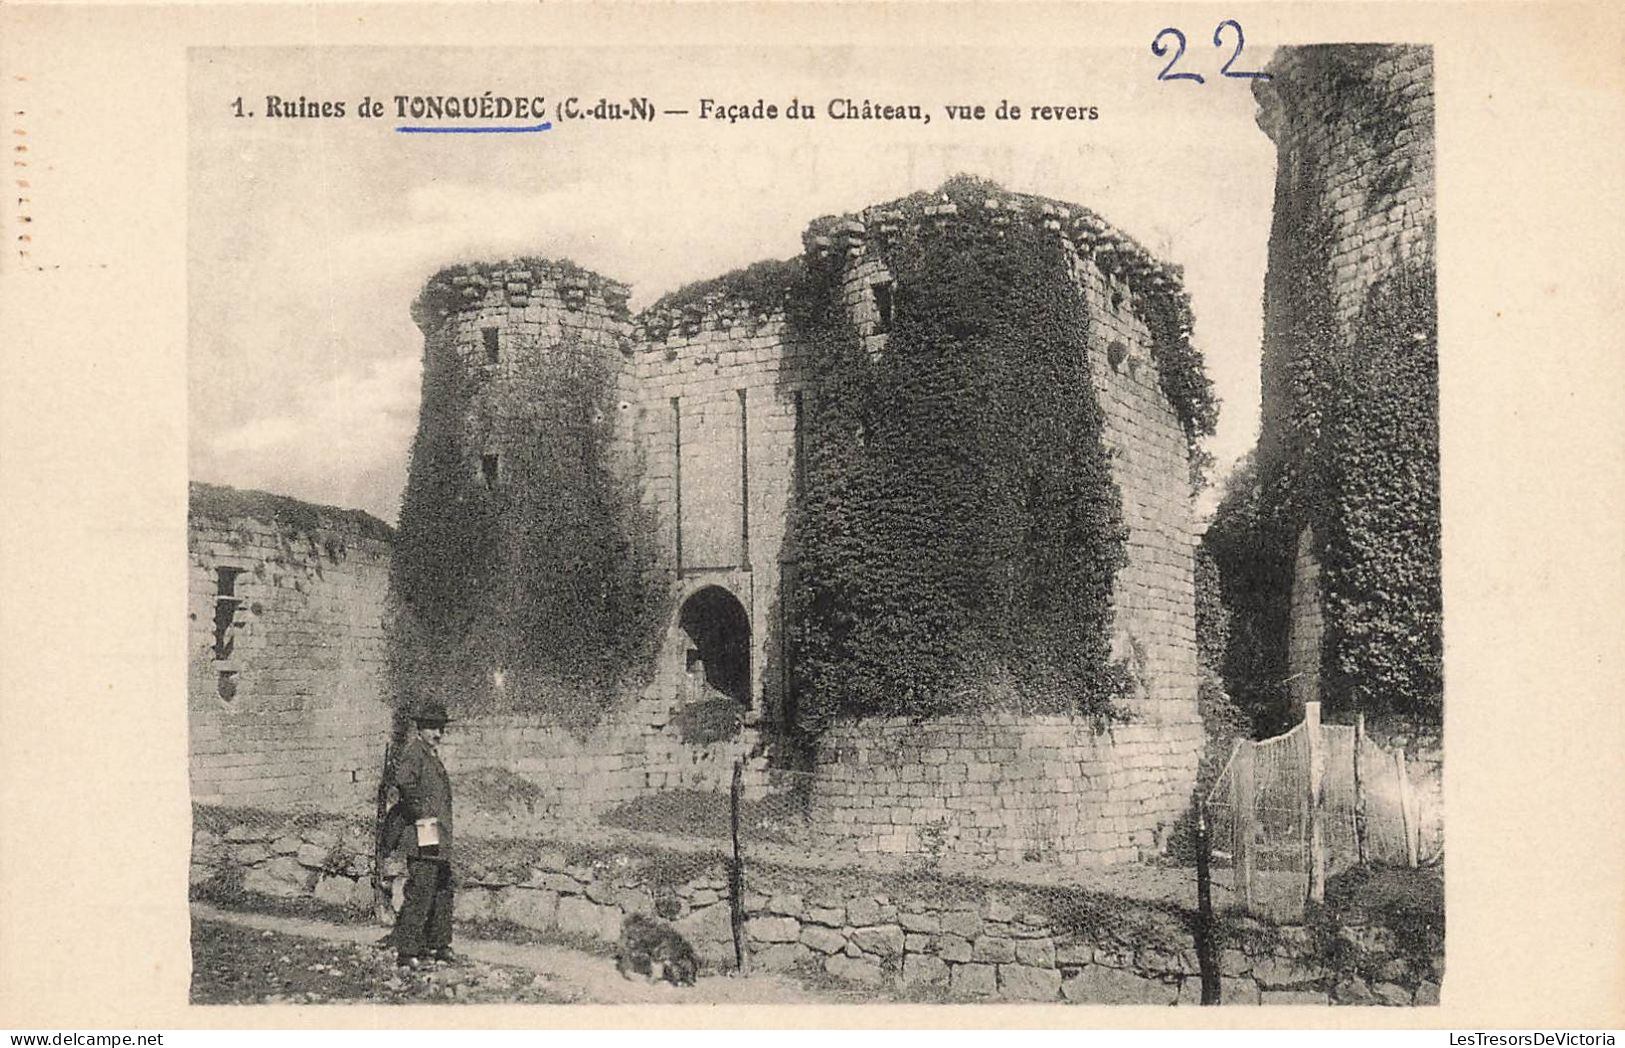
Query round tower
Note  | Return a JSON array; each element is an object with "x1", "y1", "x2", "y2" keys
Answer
[{"x1": 411, "y1": 258, "x2": 637, "y2": 488}]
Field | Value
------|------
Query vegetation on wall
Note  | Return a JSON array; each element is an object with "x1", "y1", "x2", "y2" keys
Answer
[
  {"x1": 189, "y1": 482, "x2": 395, "y2": 545},
  {"x1": 1194, "y1": 545, "x2": 1248, "y2": 784},
  {"x1": 1318, "y1": 266, "x2": 1440, "y2": 719},
  {"x1": 1208, "y1": 52, "x2": 1440, "y2": 728},
  {"x1": 1201, "y1": 454, "x2": 1297, "y2": 736},
  {"x1": 386, "y1": 331, "x2": 670, "y2": 732},
  {"x1": 1141, "y1": 283, "x2": 1219, "y2": 491},
  {"x1": 788, "y1": 176, "x2": 1134, "y2": 734},
  {"x1": 645, "y1": 257, "x2": 807, "y2": 318}
]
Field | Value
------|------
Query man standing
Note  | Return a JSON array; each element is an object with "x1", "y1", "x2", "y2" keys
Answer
[{"x1": 392, "y1": 702, "x2": 457, "y2": 968}]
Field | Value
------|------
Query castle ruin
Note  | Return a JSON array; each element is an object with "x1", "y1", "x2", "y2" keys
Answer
[{"x1": 396, "y1": 178, "x2": 1209, "y2": 864}]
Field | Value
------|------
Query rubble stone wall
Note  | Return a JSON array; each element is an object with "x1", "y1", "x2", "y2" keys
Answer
[
  {"x1": 187, "y1": 484, "x2": 394, "y2": 809},
  {"x1": 1254, "y1": 45, "x2": 1437, "y2": 713},
  {"x1": 192, "y1": 807, "x2": 1440, "y2": 1006}
]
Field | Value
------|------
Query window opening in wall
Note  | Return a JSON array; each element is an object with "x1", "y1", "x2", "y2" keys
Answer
[
  {"x1": 871, "y1": 279, "x2": 895, "y2": 334},
  {"x1": 678, "y1": 585, "x2": 751, "y2": 706},
  {"x1": 481, "y1": 453, "x2": 500, "y2": 490},
  {"x1": 672, "y1": 397, "x2": 684, "y2": 569},
  {"x1": 738, "y1": 388, "x2": 750, "y2": 568},
  {"x1": 212, "y1": 567, "x2": 245, "y2": 660},
  {"x1": 482, "y1": 327, "x2": 500, "y2": 364},
  {"x1": 216, "y1": 670, "x2": 239, "y2": 702}
]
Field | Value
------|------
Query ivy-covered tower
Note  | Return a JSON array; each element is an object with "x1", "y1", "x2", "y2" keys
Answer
[
  {"x1": 392, "y1": 178, "x2": 1219, "y2": 865},
  {"x1": 787, "y1": 179, "x2": 1214, "y2": 863},
  {"x1": 1251, "y1": 45, "x2": 1440, "y2": 724},
  {"x1": 395, "y1": 261, "x2": 672, "y2": 734}
]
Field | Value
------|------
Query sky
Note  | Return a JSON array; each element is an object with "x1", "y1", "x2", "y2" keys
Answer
[{"x1": 189, "y1": 44, "x2": 1277, "y2": 526}]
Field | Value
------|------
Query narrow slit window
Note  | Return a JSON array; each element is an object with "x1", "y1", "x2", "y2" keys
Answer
[
  {"x1": 671, "y1": 397, "x2": 683, "y2": 568},
  {"x1": 738, "y1": 388, "x2": 750, "y2": 567},
  {"x1": 872, "y1": 280, "x2": 895, "y2": 334},
  {"x1": 482, "y1": 327, "x2": 500, "y2": 364},
  {"x1": 481, "y1": 453, "x2": 500, "y2": 489},
  {"x1": 212, "y1": 567, "x2": 246, "y2": 660}
]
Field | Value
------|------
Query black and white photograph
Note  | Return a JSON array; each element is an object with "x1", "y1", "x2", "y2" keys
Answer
[{"x1": 2, "y1": 0, "x2": 1622, "y2": 1033}]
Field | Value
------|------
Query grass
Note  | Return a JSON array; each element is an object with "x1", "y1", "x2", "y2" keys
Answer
[
  {"x1": 597, "y1": 789, "x2": 809, "y2": 844},
  {"x1": 1318, "y1": 863, "x2": 1444, "y2": 983},
  {"x1": 189, "y1": 917, "x2": 572, "y2": 1005}
]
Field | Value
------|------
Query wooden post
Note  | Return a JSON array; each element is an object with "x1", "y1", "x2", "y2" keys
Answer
[
  {"x1": 1193, "y1": 799, "x2": 1221, "y2": 1004},
  {"x1": 1304, "y1": 701, "x2": 1326, "y2": 907},
  {"x1": 1395, "y1": 749, "x2": 1419, "y2": 868},
  {"x1": 1236, "y1": 744, "x2": 1257, "y2": 913},
  {"x1": 373, "y1": 737, "x2": 396, "y2": 927},
  {"x1": 729, "y1": 759, "x2": 748, "y2": 972},
  {"x1": 1353, "y1": 713, "x2": 1369, "y2": 866}
]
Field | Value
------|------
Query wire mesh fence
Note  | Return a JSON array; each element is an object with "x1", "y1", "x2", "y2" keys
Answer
[
  {"x1": 192, "y1": 739, "x2": 1222, "y2": 1000},
  {"x1": 1204, "y1": 703, "x2": 1422, "y2": 921}
]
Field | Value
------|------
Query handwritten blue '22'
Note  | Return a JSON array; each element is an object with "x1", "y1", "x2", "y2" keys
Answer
[{"x1": 1153, "y1": 20, "x2": 1271, "y2": 84}]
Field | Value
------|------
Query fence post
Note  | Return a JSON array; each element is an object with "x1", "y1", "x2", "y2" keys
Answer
[
  {"x1": 729, "y1": 758, "x2": 748, "y2": 972},
  {"x1": 1236, "y1": 744, "x2": 1256, "y2": 913},
  {"x1": 1353, "y1": 712, "x2": 1369, "y2": 866},
  {"x1": 1304, "y1": 701, "x2": 1326, "y2": 906},
  {"x1": 1193, "y1": 798, "x2": 1221, "y2": 1004},
  {"x1": 1395, "y1": 749, "x2": 1419, "y2": 868},
  {"x1": 373, "y1": 738, "x2": 395, "y2": 927}
]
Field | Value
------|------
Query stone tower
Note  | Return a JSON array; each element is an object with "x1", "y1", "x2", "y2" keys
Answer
[
  {"x1": 399, "y1": 179, "x2": 1211, "y2": 864},
  {"x1": 1253, "y1": 45, "x2": 1439, "y2": 719}
]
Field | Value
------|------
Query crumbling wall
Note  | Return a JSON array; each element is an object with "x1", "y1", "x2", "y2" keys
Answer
[
  {"x1": 805, "y1": 196, "x2": 1203, "y2": 863},
  {"x1": 400, "y1": 185, "x2": 1205, "y2": 861},
  {"x1": 1253, "y1": 45, "x2": 1438, "y2": 716},
  {"x1": 629, "y1": 291, "x2": 806, "y2": 727},
  {"x1": 187, "y1": 483, "x2": 393, "y2": 809}
]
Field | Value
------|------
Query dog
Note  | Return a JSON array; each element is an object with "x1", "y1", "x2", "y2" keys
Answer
[{"x1": 615, "y1": 914, "x2": 699, "y2": 987}]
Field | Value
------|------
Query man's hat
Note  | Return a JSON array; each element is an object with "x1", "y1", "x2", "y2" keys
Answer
[{"x1": 412, "y1": 702, "x2": 452, "y2": 727}]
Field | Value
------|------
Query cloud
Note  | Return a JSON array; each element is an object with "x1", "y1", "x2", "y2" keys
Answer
[{"x1": 192, "y1": 354, "x2": 420, "y2": 523}]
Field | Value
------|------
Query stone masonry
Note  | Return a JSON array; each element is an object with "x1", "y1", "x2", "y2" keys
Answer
[
  {"x1": 188, "y1": 483, "x2": 394, "y2": 809},
  {"x1": 1254, "y1": 46, "x2": 1435, "y2": 712},
  {"x1": 193, "y1": 806, "x2": 1443, "y2": 1006},
  {"x1": 406, "y1": 180, "x2": 1206, "y2": 863}
]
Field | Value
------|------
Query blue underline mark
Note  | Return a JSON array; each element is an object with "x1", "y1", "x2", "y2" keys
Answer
[{"x1": 395, "y1": 121, "x2": 553, "y2": 134}]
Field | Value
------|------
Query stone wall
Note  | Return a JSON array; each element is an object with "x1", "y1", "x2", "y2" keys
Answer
[
  {"x1": 811, "y1": 715, "x2": 1201, "y2": 865},
  {"x1": 406, "y1": 182, "x2": 1204, "y2": 860},
  {"x1": 436, "y1": 704, "x2": 768, "y2": 823},
  {"x1": 1254, "y1": 45, "x2": 1437, "y2": 721},
  {"x1": 1255, "y1": 45, "x2": 1435, "y2": 339},
  {"x1": 192, "y1": 807, "x2": 1440, "y2": 1006},
  {"x1": 628, "y1": 301, "x2": 803, "y2": 727},
  {"x1": 187, "y1": 484, "x2": 395, "y2": 809}
]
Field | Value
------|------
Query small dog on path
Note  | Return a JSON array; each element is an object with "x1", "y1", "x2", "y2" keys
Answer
[{"x1": 616, "y1": 914, "x2": 699, "y2": 987}]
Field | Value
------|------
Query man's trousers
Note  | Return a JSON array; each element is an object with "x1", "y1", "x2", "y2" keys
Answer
[{"x1": 395, "y1": 857, "x2": 454, "y2": 956}]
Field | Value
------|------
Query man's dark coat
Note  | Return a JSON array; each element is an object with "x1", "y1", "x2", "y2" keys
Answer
[{"x1": 391, "y1": 733, "x2": 454, "y2": 860}]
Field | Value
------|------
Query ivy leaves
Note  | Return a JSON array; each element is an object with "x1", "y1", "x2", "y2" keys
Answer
[
  {"x1": 790, "y1": 181, "x2": 1131, "y2": 729},
  {"x1": 387, "y1": 334, "x2": 670, "y2": 732}
]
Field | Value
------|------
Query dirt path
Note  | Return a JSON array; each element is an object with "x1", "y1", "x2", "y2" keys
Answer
[{"x1": 191, "y1": 903, "x2": 850, "y2": 1005}]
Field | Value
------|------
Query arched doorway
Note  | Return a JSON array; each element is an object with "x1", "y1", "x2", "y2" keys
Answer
[{"x1": 678, "y1": 586, "x2": 751, "y2": 706}]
